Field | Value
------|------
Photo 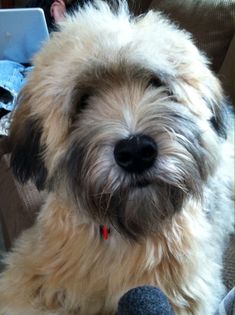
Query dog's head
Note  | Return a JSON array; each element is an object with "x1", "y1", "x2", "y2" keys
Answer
[{"x1": 10, "y1": 1, "x2": 228, "y2": 240}]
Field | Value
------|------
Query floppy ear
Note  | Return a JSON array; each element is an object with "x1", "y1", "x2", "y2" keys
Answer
[
  {"x1": 9, "y1": 91, "x2": 47, "y2": 190},
  {"x1": 209, "y1": 99, "x2": 229, "y2": 139},
  {"x1": 183, "y1": 58, "x2": 229, "y2": 140},
  {"x1": 201, "y1": 74, "x2": 229, "y2": 140}
]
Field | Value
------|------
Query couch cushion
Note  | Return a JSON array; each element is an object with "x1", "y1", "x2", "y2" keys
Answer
[
  {"x1": 128, "y1": 0, "x2": 153, "y2": 15},
  {"x1": 223, "y1": 235, "x2": 234, "y2": 292},
  {"x1": 149, "y1": 0, "x2": 234, "y2": 73}
]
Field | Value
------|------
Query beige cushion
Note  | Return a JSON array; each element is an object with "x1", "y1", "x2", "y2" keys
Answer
[{"x1": 149, "y1": 0, "x2": 234, "y2": 73}]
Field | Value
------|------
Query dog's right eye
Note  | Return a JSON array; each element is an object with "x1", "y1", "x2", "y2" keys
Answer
[{"x1": 79, "y1": 93, "x2": 90, "y2": 110}]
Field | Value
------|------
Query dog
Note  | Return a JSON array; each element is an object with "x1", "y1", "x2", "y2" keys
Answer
[{"x1": 0, "y1": 1, "x2": 233, "y2": 314}]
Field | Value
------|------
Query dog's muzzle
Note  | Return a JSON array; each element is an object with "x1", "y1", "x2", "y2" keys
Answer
[{"x1": 114, "y1": 134, "x2": 158, "y2": 174}]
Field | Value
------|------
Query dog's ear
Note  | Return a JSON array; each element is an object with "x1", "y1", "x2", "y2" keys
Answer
[
  {"x1": 9, "y1": 91, "x2": 47, "y2": 190},
  {"x1": 183, "y1": 61, "x2": 229, "y2": 139},
  {"x1": 208, "y1": 99, "x2": 229, "y2": 139},
  {"x1": 201, "y1": 74, "x2": 229, "y2": 140}
]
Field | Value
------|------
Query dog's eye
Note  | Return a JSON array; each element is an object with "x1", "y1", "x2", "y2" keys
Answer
[
  {"x1": 148, "y1": 77, "x2": 162, "y2": 88},
  {"x1": 79, "y1": 93, "x2": 90, "y2": 110},
  {"x1": 147, "y1": 77, "x2": 174, "y2": 97}
]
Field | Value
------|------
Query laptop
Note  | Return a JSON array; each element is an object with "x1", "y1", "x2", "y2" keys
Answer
[{"x1": 0, "y1": 8, "x2": 49, "y2": 64}]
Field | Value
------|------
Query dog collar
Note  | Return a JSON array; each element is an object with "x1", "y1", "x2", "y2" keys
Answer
[{"x1": 100, "y1": 225, "x2": 110, "y2": 240}]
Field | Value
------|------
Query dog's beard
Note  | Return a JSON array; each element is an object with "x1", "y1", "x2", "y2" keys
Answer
[
  {"x1": 57, "y1": 135, "x2": 205, "y2": 241},
  {"x1": 78, "y1": 165, "x2": 202, "y2": 240},
  {"x1": 82, "y1": 180, "x2": 187, "y2": 240}
]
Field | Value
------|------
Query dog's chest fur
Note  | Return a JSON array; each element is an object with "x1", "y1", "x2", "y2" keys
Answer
[{"x1": 2, "y1": 180, "x2": 231, "y2": 315}]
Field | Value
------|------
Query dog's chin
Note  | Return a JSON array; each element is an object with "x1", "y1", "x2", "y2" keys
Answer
[
  {"x1": 77, "y1": 176, "x2": 188, "y2": 241},
  {"x1": 62, "y1": 154, "x2": 200, "y2": 240}
]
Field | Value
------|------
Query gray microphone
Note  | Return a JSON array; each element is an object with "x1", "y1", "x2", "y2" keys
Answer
[{"x1": 117, "y1": 286, "x2": 175, "y2": 315}]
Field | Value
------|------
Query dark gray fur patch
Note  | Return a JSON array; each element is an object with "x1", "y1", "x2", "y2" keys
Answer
[{"x1": 10, "y1": 118, "x2": 47, "y2": 190}]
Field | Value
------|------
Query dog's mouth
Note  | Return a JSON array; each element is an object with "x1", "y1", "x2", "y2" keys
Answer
[
  {"x1": 131, "y1": 179, "x2": 151, "y2": 188},
  {"x1": 127, "y1": 173, "x2": 154, "y2": 189}
]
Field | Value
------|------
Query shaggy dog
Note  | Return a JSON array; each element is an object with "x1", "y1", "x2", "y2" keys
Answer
[{"x1": 0, "y1": 1, "x2": 233, "y2": 314}]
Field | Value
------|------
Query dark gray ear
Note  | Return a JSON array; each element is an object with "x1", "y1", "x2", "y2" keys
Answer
[
  {"x1": 10, "y1": 118, "x2": 47, "y2": 190},
  {"x1": 209, "y1": 100, "x2": 230, "y2": 139}
]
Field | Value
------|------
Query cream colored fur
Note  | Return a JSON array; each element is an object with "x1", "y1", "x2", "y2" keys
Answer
[{"x1": 0, "y1": 1, "x2": 233, "y2": 314}]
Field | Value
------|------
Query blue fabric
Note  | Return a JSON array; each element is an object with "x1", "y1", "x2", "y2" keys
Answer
[
  {"x1": 214, "y1": 288, "x2": 234, "y2": 315},
  {"x1": 0, "y1": 60, "x2": 33, "y2": 111}
]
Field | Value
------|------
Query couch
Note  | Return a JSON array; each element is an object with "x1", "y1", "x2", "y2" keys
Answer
[{"x1": 0, "y1": 0, "x2": 234, "y2": 292}]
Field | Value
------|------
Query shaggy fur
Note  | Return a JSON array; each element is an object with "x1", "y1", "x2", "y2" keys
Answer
[{"x1": 0, "y1": 1, "x2": 233, "y2": 314}]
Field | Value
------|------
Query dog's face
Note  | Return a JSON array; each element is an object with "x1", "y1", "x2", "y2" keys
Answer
[{"x1": 10, "y1": 2, "x2": 227, "y2": 240}]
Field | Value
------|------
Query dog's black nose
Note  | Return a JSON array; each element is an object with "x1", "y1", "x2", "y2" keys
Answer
[{"x1": 114, "y1": 135, "x2": 157, "y2": 174}]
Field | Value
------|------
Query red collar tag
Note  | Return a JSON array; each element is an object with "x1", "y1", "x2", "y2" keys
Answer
[{"x1": 101, "y1": 225, "x2": 110, "y2": 240}]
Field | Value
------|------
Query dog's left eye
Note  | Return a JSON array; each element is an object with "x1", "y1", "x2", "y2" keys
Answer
[
  {"x1": 148, "y1": 77, "x2": 162, "y2": 88},
  {"x1": 147, "y1": 77, "x2": 174, "y2": 97}
]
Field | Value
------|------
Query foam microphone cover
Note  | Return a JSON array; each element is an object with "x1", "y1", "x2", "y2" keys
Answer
[{"x1": 117, "y1": 285, "x2": 175, "y2": 315}]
